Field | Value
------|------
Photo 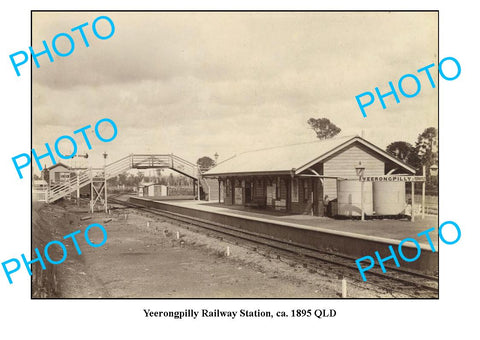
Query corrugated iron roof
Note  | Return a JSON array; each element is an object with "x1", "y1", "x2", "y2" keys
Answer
[
  {"x1": 204, "y1": 136, "x2": 353, "y2": 176},
  {"x1": 204, "y1": 135, "x2": 415, "y2": 176}
]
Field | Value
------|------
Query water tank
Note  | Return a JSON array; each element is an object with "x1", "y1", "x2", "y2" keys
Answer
[
  {"x1": 336, "y1": 180, "x2": 373, "y2": 217},
  {"x1": 373, "y1": 181, "x2": 405, "y2": 215}
]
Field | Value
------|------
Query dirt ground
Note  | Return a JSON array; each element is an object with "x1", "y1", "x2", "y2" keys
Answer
[{"x1": 33, "y1": 201, "x2": 411, "y2": 298}]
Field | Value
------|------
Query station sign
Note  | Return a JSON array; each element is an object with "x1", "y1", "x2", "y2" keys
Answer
[{"x1": 360, "y1": 175, "x2": 426, "y2": 182}]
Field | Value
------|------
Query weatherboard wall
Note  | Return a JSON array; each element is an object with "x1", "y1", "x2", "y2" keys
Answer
[{"x1": 323, "y1": 143, "x2": 385, "y2": 199}]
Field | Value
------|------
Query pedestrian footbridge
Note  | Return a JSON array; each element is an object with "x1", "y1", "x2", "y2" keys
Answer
[{"x1": 43, "y1": 154, "x2": 201, "y2": 204}]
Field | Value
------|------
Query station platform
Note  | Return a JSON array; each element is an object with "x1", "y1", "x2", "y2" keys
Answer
[
  {"x1": 137, "y1": 199, "x2": 438, "y2": 247},
  {"x1": 130, "y1": 197, "x2": 439, "y2": 274}
]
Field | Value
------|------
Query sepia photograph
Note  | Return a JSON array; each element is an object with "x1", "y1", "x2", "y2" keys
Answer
[{"x1": 31, "y1": 11, "x2": 439, "y2": 298}]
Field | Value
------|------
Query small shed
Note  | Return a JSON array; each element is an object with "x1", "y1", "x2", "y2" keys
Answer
[
  {"x1": 138, "y1": 182, "x2": 168, "y2": 197},
  {"x1": 148, "y1": 184, "x2": 168, "y2": 197},
  {"x1": 46, "y1": 162, "x2": 71, "y2": 187},
  {"x1": 138, "y1": 182, "x2": 154, "y2": 197}
]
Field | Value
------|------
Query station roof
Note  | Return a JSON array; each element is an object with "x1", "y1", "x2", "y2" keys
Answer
[{"x1": 203, "y1": 135, "x2": 416, "y2": 177}]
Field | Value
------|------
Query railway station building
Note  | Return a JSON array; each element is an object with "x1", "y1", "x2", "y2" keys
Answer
[{"x1": 203, "y1": 136, "x2": 416, "y2": 217}]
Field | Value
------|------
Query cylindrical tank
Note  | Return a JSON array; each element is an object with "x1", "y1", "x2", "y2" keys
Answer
[
  {"x1": 336, "y1": 180, "x2": 373, "y2": 217},
  {"x1": 373, "y1": 181, "x2": 406, "y2": 215}
]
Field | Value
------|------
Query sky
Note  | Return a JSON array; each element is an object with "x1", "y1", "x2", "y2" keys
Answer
[{"x1": 32, "y1": 11, "x2": 438, "y2": 171}]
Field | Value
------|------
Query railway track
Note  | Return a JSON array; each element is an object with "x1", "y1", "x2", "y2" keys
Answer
[{"x1": 109, "y1": 196, "x2": 439, "y2": 298}]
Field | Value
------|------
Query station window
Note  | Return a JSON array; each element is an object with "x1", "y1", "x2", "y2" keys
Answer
[
  {"x1": 226, "y1": 179, "x2": 231, "y2": 196},
  {"x1": 291, "y1": 178, "x2": 299, "y2": 203},
  {"x1": 303, "y1": 180, "x2": 309, "y2": 202},
  {"x1": 279, "y1": 178, "x2": 287, "y2": 199},
  {"x1": 255, "y1": 179, "x2": 263, "y2": 196},
  {"x1": 276, "y1": 177, "x2": 280, "y2": 199}
]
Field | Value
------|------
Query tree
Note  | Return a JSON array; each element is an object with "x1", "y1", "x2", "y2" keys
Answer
[
  {"x1": 108, "y1": 175, "x2": 118, "y2": 187},
  {"x1": 307, "y1": 118, "x2": 341, "y2": 140},
  {"x1": 386, "y1": 141, "x2": 414, "y2": 163},
  {"x1": 136, "y1": 172, "x2": 145, "y2": 185},
  {"x1": 118, "y1": 173, "x2": 127, "y2": 185},
  {"x1": 409, "y1": 127, "x2": 438, "y2": 192},
  {"x1": 159, "y1": 176, "x2": 167, "y2": 185},
  {"x1": 197, "y1": 156, "x2": 216, "y2": 173},
  {"x1": 155, "y1": 169, "x2": 163, "y2": 183},
  {"x1": 415, "y1": 127, "x2": 437, "y2": 157},
  {"x1": 41, "y1": 168, "x2": 49, "y2": 183}
]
